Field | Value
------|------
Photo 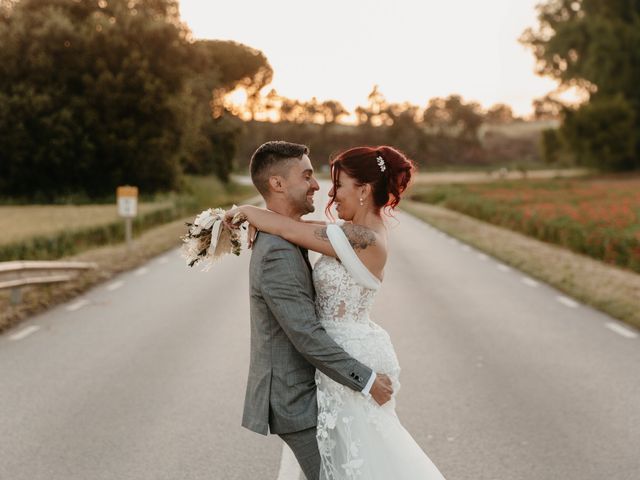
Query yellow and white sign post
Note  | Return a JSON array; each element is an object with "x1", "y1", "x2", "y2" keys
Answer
[{"x1": 116, "y1": 186, "x2": 138, "y2": 249}]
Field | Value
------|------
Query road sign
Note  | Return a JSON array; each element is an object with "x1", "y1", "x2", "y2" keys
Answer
[
  {"x1": 117, "y1": 186, "x2": 138, "y2": 249},
  {"x1": 117, "y1": 186, "x2": 138, "y2": 218}
]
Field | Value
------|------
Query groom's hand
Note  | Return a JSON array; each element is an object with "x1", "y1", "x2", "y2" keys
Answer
[{"x1": 370, "y1": 373, "x2": 393, "y2": 406}]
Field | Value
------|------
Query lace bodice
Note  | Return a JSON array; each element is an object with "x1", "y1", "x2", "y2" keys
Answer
[{"x1": 313, "y1": 255, "x2": 378, "y2": 325}]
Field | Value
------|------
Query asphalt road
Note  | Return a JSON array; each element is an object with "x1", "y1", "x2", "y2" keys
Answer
[{"x1": 1, "y1": 182, "x2": 639, "y2": 480}]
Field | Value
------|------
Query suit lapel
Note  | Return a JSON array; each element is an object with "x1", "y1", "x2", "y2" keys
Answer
[{"x1": 299, "y1": 247, "x2": 312, "y2": 272}]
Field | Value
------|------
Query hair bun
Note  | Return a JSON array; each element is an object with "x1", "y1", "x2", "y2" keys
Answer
[{"x1": 377, "y1": 146, "x2": 415, "y2": 210}]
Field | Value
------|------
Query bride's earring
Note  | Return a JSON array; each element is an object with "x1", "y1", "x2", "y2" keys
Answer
[{"x1": 359, "y1": 198, "x2": 364, "y2": 206}]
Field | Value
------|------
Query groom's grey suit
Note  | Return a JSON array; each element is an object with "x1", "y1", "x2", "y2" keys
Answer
[{"x1": 243, "y1": 232, "x2": 374, "y2": 478}]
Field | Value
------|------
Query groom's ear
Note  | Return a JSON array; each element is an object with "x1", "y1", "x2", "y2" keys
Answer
[{"x1": 268, "y1": 175, "x2": 285, "y2": 193}]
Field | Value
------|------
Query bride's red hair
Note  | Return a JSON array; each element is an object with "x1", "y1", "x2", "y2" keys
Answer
[{"x1": 326, "y1": 146, "x2": 416, "y2": 216}]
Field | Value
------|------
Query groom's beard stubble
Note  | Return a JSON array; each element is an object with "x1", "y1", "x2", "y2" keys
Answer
[{"x1": 288, "y1": 190, "x2": 315, "y2": 217}]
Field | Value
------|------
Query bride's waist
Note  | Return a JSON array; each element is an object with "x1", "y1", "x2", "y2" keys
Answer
[
  {"x1": 318, "y1": 319, "x2": 400, "y2": 374},
  {"x1": 319, "y1": 317, "x2": 386, "y2": 335}
]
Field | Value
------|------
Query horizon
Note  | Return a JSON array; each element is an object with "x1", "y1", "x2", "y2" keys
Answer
[{"x1": 178, "y1": 0, "x2": 578, "y2": 117}]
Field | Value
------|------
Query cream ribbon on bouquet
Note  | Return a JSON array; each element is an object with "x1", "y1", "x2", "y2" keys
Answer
[{"x1": 180, "y1": 207, "x2": 248, "y2": 270}]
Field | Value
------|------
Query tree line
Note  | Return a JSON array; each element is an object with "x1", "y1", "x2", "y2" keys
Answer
[
  {"x1": 230, "y1": 0, "x2": 640, "y2": 173},
  {"x1": 0, "y1": 0, "x2": 271, "y2": 201},
  {"x1": 521, "y1": 0, "x2": 640, "y2": 171},
  {"x1": 1, "y1": 0, "x2": 635, "y2": 203},
  {"x1": 230, "y1": 86, "x2": 543, "y2": 171}
]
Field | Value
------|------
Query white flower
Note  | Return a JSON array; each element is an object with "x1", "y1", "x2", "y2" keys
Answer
[{"x1": 181, "y1": 206, "x2": 246, "y2": 270}]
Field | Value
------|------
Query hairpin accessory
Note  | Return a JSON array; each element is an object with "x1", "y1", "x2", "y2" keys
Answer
[{"x1": 376, "y1": 155, "x2": 386, "y2": 172}]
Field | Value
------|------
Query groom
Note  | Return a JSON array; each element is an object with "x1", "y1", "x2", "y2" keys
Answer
[{"x1": 242, "y1": 141, "x2": 393, "y2": 479}]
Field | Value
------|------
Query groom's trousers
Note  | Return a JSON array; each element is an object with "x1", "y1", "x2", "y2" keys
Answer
[{"x1": 278, "y1": 426, "x2": 321, "y2": 480}]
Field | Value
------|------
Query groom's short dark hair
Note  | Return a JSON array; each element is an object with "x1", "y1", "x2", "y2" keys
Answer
[{"x1": 250, "y1": 141, "x2": 310, "y2": 197}]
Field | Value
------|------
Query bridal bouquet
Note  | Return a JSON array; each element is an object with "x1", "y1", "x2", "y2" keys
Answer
[{"x1": 180, "y1": 207, "x2": 247, "y2": 270}]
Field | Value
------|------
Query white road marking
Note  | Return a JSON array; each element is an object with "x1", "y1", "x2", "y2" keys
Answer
[
  {"x1": 477, "y1": 253, "x2": 488, "y2": 261},
  {"x1": 66, "y1": 299, "x2": 90, "y2": 311},
  {"x1": 497, "y1": 264, "x2": 511, "y2": 272},
  {"x1": 9, "y1": 325, "x2": 40, "y2": 341},
  {"x1": 157, "y1": 256, "x2": 170, "y2": 264},
  {"x1": 556, "y1": 296, "x2": 579, "y2": 308},
  {"x1": 605, "y1": 322, "x2": 638, "y2": 339},
  {"x1": 521, "y1": 277, "x2": 539, "y2": 287},
  {"x1": 276, "y1": 444, "x2": 302, "y2": 480},
  {"x1": 134, "y1": 267, "x2": 148, "y2": 276},
  {"x1": 106, "y1": 281, "x2": 124, "y2": 291}
]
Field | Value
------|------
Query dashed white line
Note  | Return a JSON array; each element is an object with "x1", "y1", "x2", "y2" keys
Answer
[
  {"x1": 605, "y1": 322, "x2": 638, "y2": 339},
  {"x1": 66, "y1": 299, "x2": 90, "y2": 311},
  {"x1": 497, "y1": 264, "x2": 511, "y2": 272},
  {"x1": 106, "y1": 280, "x2": 124, "y2": 291},
  {"x1": 276, "y1": 444, "x2": 302, "y2": 480},
  {"x1": 9, "y1": 325, "x2": 40, "y2": 341},
  {"x1": 521, "y1": 277, "x2": 540, "y2": 287},
  {"x1": 134, "y1": 267, "x2": 149, "y2": 276},
  {"x1": 556, "y1": 296, "x2": 579, "y2": 308}
]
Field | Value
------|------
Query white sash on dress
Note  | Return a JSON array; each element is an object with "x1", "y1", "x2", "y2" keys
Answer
[{"x1": 325, "y1": 224, "x2": 382, "y2": 291}]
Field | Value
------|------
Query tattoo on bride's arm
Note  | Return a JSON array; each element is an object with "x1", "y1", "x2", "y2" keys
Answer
[
  {"x1": 343, "y1": 225, "x2": 376, "y2": 251},
  {"x1": 314, "y1": 228, "x2": 330, "y2": 242}
]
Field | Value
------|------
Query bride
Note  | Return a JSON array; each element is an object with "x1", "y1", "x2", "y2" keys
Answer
[{"x1": 226, "y1": 146, "x2": 446, "y2": 479}]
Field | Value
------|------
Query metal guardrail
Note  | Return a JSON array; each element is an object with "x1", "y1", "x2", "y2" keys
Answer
[{"x1": 0, "y1": 261, "x2": 97, "y2": 305}]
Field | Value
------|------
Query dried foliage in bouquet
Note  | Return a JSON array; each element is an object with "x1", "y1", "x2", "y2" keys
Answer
[{"x1": 181, "y1": 207, "x2": 248, "y2": 270}]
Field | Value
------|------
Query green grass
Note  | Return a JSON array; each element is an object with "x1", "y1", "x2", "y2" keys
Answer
[{"x1": 0, "y1": 176, "x2": 257, "y2": 262}]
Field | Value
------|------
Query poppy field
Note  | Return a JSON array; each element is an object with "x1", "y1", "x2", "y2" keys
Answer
[{"x1": 410, "y1": 176, "x2": 640, "y2": 274}]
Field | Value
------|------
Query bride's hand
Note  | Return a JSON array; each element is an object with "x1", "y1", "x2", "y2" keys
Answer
[
  {"x1": 247, "y1": 223, "x2": 258, "y2": 249},
  {"x1": 223, "y1": 206, "x2": 247, "y2": 229}
]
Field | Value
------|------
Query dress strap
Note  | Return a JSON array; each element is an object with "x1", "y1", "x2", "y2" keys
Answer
[{"x1": 325, "y1": 224, "x2": 381, "y2": 290}]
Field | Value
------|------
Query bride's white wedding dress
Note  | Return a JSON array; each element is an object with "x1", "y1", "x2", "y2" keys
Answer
[{"x1": 312, "y1": 224, "x2": 447, "y2": 480}]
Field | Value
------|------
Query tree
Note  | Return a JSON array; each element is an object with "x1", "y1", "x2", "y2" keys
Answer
[
  {"x1": 541, "y1": 128, "x2": 563, "y2": 164},
  {"x1": 562, "y1": 95, "x2": 636, "y2": 170},
  {"x1": 320, "y1": 100, "x2": 348, "y2": 124},
  {"x1": 354, "y1": 85, "x2": 392, "y2": 126},
  {"x1": 422, "y1": 95, "x2": 483, "y2": 141},
  {"x1": 179, "y1": 39, "x2": 272, "y2": 178},
  {"x1": 0, "y1": 0, "x2": 191, "y2": 199},
  {"x1": 521, "y1": 0, "x2": 640, "y2": 170},
  {"x1": 486, "y1": 103, "x2": 515, "y2": 124},
  {"x1": 0, "y1": 1, "x2": 270, "y2": 199},
  {"x1": 532, "y1": 94, "x2": 564, "y2": 120},
  {"x1": 197, "y1": 39, "x2": 273, "y2": 122}
]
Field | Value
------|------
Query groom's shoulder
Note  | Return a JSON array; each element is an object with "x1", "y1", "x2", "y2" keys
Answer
[{"x1": 254, "y1": 232, "x2": 296, "y2": 252}]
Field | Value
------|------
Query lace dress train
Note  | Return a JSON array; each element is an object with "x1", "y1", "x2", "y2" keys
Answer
[{"x1": 312, "y1": 224, "x2": 447, "y2": 480}]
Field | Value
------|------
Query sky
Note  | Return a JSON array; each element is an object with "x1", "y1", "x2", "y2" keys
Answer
[{"x1": 178, "y1": 0, "x2": 560, "y2": 117}]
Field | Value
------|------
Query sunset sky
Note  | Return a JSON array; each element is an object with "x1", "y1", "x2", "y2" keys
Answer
[{"x1": 179, "y1": 0, "x2": 560, "y2": 116}]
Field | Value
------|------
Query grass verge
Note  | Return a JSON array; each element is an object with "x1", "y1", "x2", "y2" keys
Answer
[
  {"x1": 401, "y1": 200, "x2": 640, "y2": 331},
  {"x1": 0, "y1": 190, "x2": 261, "y2": 334},
  {"x1": 0, "y1": 175, "x2": 255, "y2": 262}
]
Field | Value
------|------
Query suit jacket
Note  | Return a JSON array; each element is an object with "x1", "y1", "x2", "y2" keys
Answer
[{"x1": 242, "y1": 232, "x2": 373, "y2": 435}]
